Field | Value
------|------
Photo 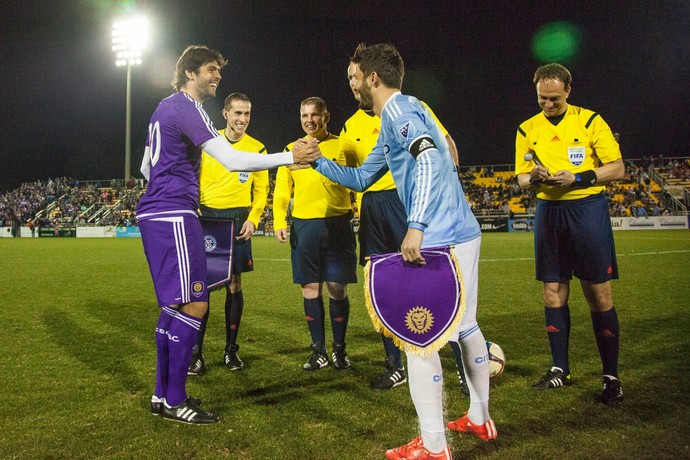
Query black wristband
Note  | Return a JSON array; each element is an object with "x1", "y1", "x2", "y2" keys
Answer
[{"x1": 572, "y1": 169, "x2": 597, "y2": 188}]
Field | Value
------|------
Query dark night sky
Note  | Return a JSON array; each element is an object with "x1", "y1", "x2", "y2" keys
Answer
[{"x1": 1, "y1": 0, "x2": 689, "y2": 192}]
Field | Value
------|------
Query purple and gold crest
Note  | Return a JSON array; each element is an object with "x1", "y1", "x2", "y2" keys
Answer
[
  {"x1": 364, "y1": 246, "x2": 465, "y2": 356},
  {"x1": 191, "y1": 281, "x2": 205, "y2": 298}
]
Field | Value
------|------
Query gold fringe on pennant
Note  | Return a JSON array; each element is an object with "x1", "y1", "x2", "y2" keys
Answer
[{"x1": 363, "y1": 247, "x2": 467, "y2": 357}]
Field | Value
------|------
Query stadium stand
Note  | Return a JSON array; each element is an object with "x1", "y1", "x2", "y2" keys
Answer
[{"x1": 2, "y1": 158, "x2": 688, "y2": 232}]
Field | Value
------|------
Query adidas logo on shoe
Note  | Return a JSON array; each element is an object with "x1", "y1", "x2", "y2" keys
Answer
[
  {"x1": 532, "y1": 367, "x2": 572, "y2": 390},
  {"x1": 161, "y1": 398, "x2": 219, "y2": 424},
  {"x1": 303, "y1": 343, "x2": 329, "y2": 371}
]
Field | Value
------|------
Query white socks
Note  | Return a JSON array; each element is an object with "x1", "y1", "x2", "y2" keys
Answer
[
  {"x1": 456, "y1": 322, "x2": 491, "y2": 424},
  {"x1": 407, "y1": 351, "x2": 447, "y2": 453}
]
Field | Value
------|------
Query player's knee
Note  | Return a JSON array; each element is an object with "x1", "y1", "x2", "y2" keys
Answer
[
  {"x1": 301, "y1": 283, "x2": 321, "y2": 299},
  {"x1": 325, "y1": 282, "x2": 347, "y2": 300}
]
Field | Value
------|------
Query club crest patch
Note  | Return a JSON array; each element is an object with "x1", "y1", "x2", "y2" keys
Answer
[
  {"x1": 191, "y1": 281, "x2": 205, "y2": 298},
  {"x1": 203, "y1": 234, "x2": 217, "y2": 252}
]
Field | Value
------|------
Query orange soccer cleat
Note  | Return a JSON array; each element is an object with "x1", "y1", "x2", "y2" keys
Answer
[
  {"x1": 447, "y1": 412, "x2": 498, "y2": 441},
  {"x1": 385, "y1": 437, "x2": 452, "y2": 460}
]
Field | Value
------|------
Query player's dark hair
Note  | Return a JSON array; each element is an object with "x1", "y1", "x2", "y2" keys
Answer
[
  {"x1": 300, "y1": 96, "x2": 328, "y2": 113},
  {"x1": 349, "y1": 42, "x2": 367, "y2": 64},
  {"x1": 357, "y1": 43, "x2": 404, "y2": 89},
  {"x1": 533, "y1": 63, "x2": 572, "y2": 89},
  {"x1": 224, "y1": 92, "x2": 251, "y2": 108},
  {"x1": 171, "y1": 45, "x2": 227, "y2": 91}
]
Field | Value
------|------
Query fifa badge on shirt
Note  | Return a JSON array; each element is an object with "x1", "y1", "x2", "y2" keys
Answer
[{"x1": 568, "y1": 146, "x2": 585, "y2": 166}]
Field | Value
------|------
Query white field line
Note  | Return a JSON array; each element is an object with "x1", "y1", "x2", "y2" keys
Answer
[{"x1": 256, "y1": 249, "x2": 690, "y2": 264}]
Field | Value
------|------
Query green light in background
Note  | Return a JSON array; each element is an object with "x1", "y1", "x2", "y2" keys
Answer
[{"x1": 531, "y1": 21, "x2": 582, "y2": 63}]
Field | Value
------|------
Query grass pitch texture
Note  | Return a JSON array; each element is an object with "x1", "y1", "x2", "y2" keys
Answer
[{"x1": 1, "y1": 231, "x2": 689, "y2": 459}]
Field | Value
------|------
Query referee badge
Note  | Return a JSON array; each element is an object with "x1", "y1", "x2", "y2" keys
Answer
[{"x1": 568, "y1": 146, "x2": 585, "y2": 166}]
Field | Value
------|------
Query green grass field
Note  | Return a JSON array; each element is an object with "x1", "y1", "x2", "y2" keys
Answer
[{"x1": 1, "y1": 230, "x2": 689, "y2": 459}]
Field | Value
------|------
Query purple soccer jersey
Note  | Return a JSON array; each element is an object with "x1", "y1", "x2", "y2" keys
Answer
[
  {"x1": 137, "y1": 92, "x2": 219, "y2": 218},
  {"x1": 137, "y1": 91, "x2": 219, "y2": 306}
]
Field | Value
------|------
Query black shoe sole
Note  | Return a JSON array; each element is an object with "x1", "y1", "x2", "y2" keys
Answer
[{"x1": 162, "y1": 414, "x2": 220, "y2": 424}]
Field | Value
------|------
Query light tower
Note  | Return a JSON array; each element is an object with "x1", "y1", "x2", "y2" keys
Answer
[{"x1": 112, "y1": 17, "x2": 148, "y2": 181}]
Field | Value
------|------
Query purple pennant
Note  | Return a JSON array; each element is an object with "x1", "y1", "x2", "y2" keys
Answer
[
  {"x1": 364, "y1": 246, "x2": 465, "y2": 355},
  {"x1": 200, "y1": 219, "x2": 235, "y2": 291}
]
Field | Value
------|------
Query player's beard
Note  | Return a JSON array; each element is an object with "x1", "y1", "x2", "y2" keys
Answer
[
  {"x1": 358, "y1": 81, "x2": 374, "y2": 111},
  {"x1": 196, "y1": 75, "x2": 217, "y2": 101}
]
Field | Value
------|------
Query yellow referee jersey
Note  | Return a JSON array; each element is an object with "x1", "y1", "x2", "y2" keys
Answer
[
  {"x1": 273, "y1": 134, "x2": 352, "y2": 229},
  {"x1": 515, "y1": 104, "x2": 622, "y2": 201},
  {"x1": 199, "y1": 129, "x2": 269, "y2": 226},
  {"x1": 340, "y1": 104, "x2": 449, "y2": 211}
]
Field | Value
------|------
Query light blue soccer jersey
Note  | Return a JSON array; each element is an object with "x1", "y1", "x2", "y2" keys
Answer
[{"x1": 315, "y1": 92, "x2": 480, "y2": 248}]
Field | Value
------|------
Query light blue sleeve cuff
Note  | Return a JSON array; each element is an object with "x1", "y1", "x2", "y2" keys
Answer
[{"x1": 408, "y1": 222, "x2": 427, "y2": 231}]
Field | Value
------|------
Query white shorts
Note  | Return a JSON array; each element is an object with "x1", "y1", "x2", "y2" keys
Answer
[{"x1": 451, "y1": 236, "x2": 480, "y2": 331}]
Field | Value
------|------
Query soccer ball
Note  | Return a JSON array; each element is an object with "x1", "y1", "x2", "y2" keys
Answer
[{"x1": 486, "y1": 341, "x2": 505, "y2": 378}]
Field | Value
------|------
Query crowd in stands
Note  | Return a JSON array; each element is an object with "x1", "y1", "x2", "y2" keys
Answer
[
  {"x1": 2, "y1": 158, "x2": 688, "y2": 234},
  {"x1": 0, "y1": 177, "x2": 141, "y2": 231},
  {"x1": 0, "y1": 177, "x2": 74, "y2": 228},
  {"x1": 641, "y1": 156, "x2": 690, "y2": 181}
]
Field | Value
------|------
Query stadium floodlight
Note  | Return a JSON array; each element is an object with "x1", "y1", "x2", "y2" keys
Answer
[{"x1": 112, "y1": 16, "x2": 149, "y2": 182}]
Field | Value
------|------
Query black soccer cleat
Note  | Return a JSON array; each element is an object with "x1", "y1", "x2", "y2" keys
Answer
[
  {"x1": 371, "y1": 356, "x2": 407, "y2": 390},
  {"x1": 187, "y1": 344, "x2": 206, "y2": 375},
  {"x1": 331, "y1": 343, "x2": 351, "y2": 370},
  {"x1": 224, "y1": 344, "x2": 245, "y2": 371},
  {"x1": 152, "y1": 396, "x2": 201, "y2": 416},
  {"x1": 532, "y1": 367, "x2": 572, "y2": 390},
  {"x1": 601, "y1": 375, "x2": 624, "y2": 405},
  {"x1": 151, "y1": 396, "x2": 164, "y2": 416},
  {"x1": 188, "y1": 354, "x2": 206, "y2": 376},
  {"x1": 303, "y1": 343, "x2": 329, "y2": 371},
  {"x1": 456, "y1": 366, "x2": 470, "y2": 397},
  {"x1": 162, "y1": 398, "x2": 219, "y2": 424}
]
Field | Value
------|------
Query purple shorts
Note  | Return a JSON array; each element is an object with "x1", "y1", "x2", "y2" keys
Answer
[{"x1": 139, "y1": 214, "x2": 209, "y2": 306}]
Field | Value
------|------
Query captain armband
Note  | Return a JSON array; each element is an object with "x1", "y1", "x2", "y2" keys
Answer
[
  {"x1": 571, "y1": 169, "x2": 597, "y2": 188},
  {"x1": 409, "y1": 136, "x2": 437, "y2": 160}
]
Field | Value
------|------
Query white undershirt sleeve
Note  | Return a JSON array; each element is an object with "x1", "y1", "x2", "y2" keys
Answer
[
  {"x1": 201, "y1": 136, "x2": 294, "y2": 172},
  {"x1": 140, "y1": 146, "x2": 151, "y2": 181}
]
